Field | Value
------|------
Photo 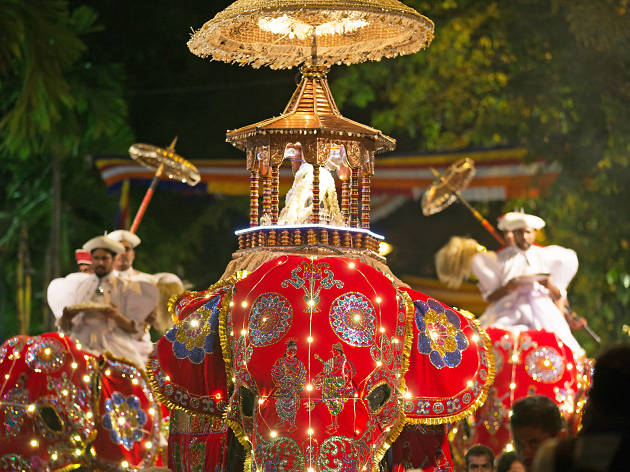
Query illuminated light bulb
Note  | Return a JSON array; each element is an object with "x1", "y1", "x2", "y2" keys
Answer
[
  {"x1": 355, "y1": 429, "x2": 360, "y2": 434},
  {"x1": 567, "y1": 363, "x2": 573, "y2": 371},
  {"x1": 105, "y1": 369, "x2": 111, "y2": 376},
  {"x1": 376, "y1": 361, "x2": 382, "y2": 367},
  {"x1": 44, "y1": 347, "x2": 52, "y2": 355},
  {"x1": 379, "y1": 327, "x2": 385, "y2": 333},
  {"x1": 4, "y1": 374, "x2": 9, "y2": 380},
  {"x1": 229, "y1": 301, "x2": 234, "y2": 307},
  {"x1": 232, "y1": 377, "x2": 236, "y2": 382},
  {"x1": 467, "y1": 380, "x2": 473, "y2": 387},
  {"x1": 306, "y1": 384, "x2": 313, "y2": 392},
  {"x1": 83, "y1": 354, "x2": 89, "y2": 360},
  {"x1": 262, "y1": 317, "x2": 267, "y2": 322},
  {"x1": 375, "y1": 297, "x2": 382, "y2": 304},
  {"x1": 121, "y1": 461, "x2": 129, "y2": 468},
  {"x1": 230, "y1": 331, "x2": 235, "y2": 336},
  {"x1": 215, "y1": 392, "x2": 222, "y2": 400},
  {"x1": 27, "y1": 404, "x2": 36, "y2": 414},
  {"x1": 73, "y1": 434, "x2": 81, "y2": 442},
  {"x1": 511, "y1": 354, "x2": 519, "y2": 363},
  {"x1": 148, "y1": 408, "x2": 156, "y2": 416},
  {"x1": 74, "y1": 448, "x2": 81, "y2": 456},
  {"x1": 508, "y1": 410, "x2": 513, "y2": 417},
  {"x1": 543, "y1": 359, "x2": 551, "y2": 367},
  {"x1": 308, "y1": 468, "x2": 315, "y2": 472},
  {"x1": 71, "y1": 362, "x2": 78, "y2": 369},
  {"x1": 307, "y1": 299, "x2": 316, "y2": 307},
  {"x1": 244, "y1": 435, "x2": 249, "y2": 441},
  {"x1": 118, "y1": 417, "x2": 126, "y2": 426},
  {"x1": 385, "y1": 426, "x2": 391, "y2": 432},
  {"x1": 258, "y1": 398, "x2": 265, "y2": 405},
  {"x1": 452, "y1": 427, "x2": 458, "y2": 435},
  {"x1": 190, "y1": 319, "x2": 199, "y2": 328},
  {"x1": 307, "y1": 336, "x2": 313, "y2": 343},
  {"x1": 145, "y1": 441, "x2": 153, "y2": 449},
  {"x1": 354, "y1": 393, "x2": 359, "y2": 398},
  {"x1": 30, "y1": 439, "x2": 39, "y2": 448},
  {"x1": 59, "y1": 333, "x2": 64, "y2": 338},
  {"x1": 577, "y1": 382, "x2": 582, "y2": 389},
  {"x1": 505, "y1": 443, "x2": 514, "y2": 452},
  {"x1": 403, "y1": 391, "x2": 411, "y2": 399},
  {"x1": 270, "y1": 430, "x2": 277, "y2": 438},
  {"x1": 307, "y1": 428, "x2": 314, "y2": 435},
  {"x1": 471, "y1": 334, "x2": 480, "y2": 342},
  {"x1": 132, "y1": 378, "x2": 139, "y2": 385},
  {"x1": 62, "y1": 389, "x2": 69, "y2": 396},
  {"x1": 241, "y1": 301, "x2": 248, "y2": 308},
  {"x1": 83, "y1": 375, "x2": 91, "y2": 383},
  {"x1": 76, "y1": 343, "x2": 82, "y2": 350},
  {"x1": 240, "y1": 329, "x2": 247, "y2": 336},
  {"x1": 509, "y1": 382, "x2": 516, "y2": 390},
  {"x1": 51, "y1": 452, "x2": 58, "y2": 461},
  {"x1": 86, "y1": 411, "x2": 93, "y2": 419},
  {"x1": 558, "y1": 341, "x2": 564, "y2": 348},
  {"x1": 392, "y1": 338, "x2": 399, "y2": 344},
  {"x1": 353, "y1": 314, "x2": 361, "y2": 322},
  {"x1": 349, "y1": 262, "x2": 356, "y2": 269}
]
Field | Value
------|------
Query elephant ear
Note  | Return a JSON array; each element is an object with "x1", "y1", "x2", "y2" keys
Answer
[
  {"x1": 400, "y1": 287, "x2": 495, "y2": 425},
  {"x1": 147, "y1": 283, "x2": 233, "y2": 417}
]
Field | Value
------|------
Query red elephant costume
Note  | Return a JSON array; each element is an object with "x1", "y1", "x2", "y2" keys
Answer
[
  {"x1": 453, "y1": 327, "x2": 590, "y2": 456},
  {"x1": 0, "y1": 333, "x2": 163, "y2": 472},
  {"x1": 148, "y1": 255, "x2": 495, "y2": 472}
]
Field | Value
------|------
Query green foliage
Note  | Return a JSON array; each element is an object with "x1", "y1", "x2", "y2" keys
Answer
[{"x1": 0, "y1": 1, "x2": 133, "y2": 336}]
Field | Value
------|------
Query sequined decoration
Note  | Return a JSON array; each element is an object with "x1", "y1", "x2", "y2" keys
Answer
[
  {"x1": 414, "y1": 299, "x2": 469, "y2": 369},
  {"x1": 492, "y1": 345, "x2": 504, "y2": 375},
  {"x1": 1, "y1": 386, "x2": 29, "y2": 438},
  {"x1": 0, "y1": 454, "x2": 31, "y2": 472},
  {"x1": 524, "y1": 346, "x2": 565, "y2": 384},
  {"x1": 271, "y1": 343, "x2": 306, "y2": 429},
  {"x1": 281, "y1": 260, "x2": 344, "y2": 312},
  {"x1": 256, "y1": 435, "x2": 304, "y2": 472},
  {"x1": 318, "y1": 436, "x2": 363, "y2": 472},
  {"x1": 329, "y1": 292, "x2": 376, "y2": 347},
  {"x1": 102, "y1": 392, "x2": 147, "y2": 450},
  {"x1": 248, "y1": 293, "x2": 293, "y2": 347},
  {"x1": 25, "y1": 337, "x2": 67, "y2": 373},
  {"x1": 165, "y1": 295, "x2": 221, "y2": 364}
]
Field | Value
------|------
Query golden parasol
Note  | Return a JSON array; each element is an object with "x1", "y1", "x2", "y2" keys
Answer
[
  {"x1": 127, "y1": 137, "x2": 200, "y2": 233},
  {"x1": 187, "y1": 0, "x2": 434, "y2": 69},
  {"x1": 422, "y1": 158, "x2": 506, "y2": 246}
]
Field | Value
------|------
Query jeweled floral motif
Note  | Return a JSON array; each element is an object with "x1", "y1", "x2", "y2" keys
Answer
[
  {"x1": 414, "y1": 299, "x2": 468, "y2": 369},
  {"x1": 25, "y1": 337, "x2": 67, "y2": 373},
  {"x1": 318, "y1": 436, "x2": 362, "y2": 472},
  {"x1": 1, "y1": 385, "x2": 29, "y2": 438},
  {"x1": 249, "y1": 293, "x2": 293, "y2": 347},
  {"x1": 0, "y1": 454, "x2": 31, "y2": 472},
  {"x1": 525, "y1": 346, "x2": 564, "y2": 384},
  {"x1": 281, "y1": 260, "x2": 343, "y2": 312},
  {"x1": 102, "y1": 392, "x2": 147, "y2": 450},
  {"x1": 256, "y1": 435, "x2": 304, "y2": 472},
  {"x1": 165, "y1": 295, "x2": 221, "y2": 364},
  {"x1": 329, "y1": 292, "x2": 376, "y2": 347}
]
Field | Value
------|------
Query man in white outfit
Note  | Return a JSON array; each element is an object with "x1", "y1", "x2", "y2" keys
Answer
[
  {"x1": 472, "y1": 213, "x2": 584, "y2": 357},
  {"x1": 47, "y1": 235, "x2": 158, "y2": 368},
  {"x1": 108, "y1": 229, "x2": 183, "y2": 334}
]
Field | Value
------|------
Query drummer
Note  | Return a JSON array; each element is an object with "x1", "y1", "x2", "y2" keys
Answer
[
  {"x1": 471, "y1": 212, "x2": 585, "y2": 357},
  {"x1": 47, "y1": 235, "x2": 158, "y2": 368}
]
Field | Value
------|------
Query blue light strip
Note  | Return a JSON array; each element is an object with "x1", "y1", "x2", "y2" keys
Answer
[{"x1": 234, "y1": 224, "x2": 385, "y2": 240}]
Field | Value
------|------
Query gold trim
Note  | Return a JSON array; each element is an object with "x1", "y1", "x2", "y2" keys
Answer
[
  {"x1": 372, "y1": 289, "x2": 414, "y2": 471},
  {"x1": 52, "y1": 464, "x2": 83, "y2": 472}
]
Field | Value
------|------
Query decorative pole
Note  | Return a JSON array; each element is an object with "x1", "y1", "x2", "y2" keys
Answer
[
  {"x1": 361, "y1": 172, "x2": 371, "y2": 229},
  {"x1": 350, "y1": 168, "x2": 359, "y2": 228}
]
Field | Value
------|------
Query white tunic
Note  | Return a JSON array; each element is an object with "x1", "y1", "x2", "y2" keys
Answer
[
  {"x1": 472, "y1": 245, "x2": 584, "y2": 356},
  {"x1": 47, "y1": 271, "x2": 158, "y2": 368}
]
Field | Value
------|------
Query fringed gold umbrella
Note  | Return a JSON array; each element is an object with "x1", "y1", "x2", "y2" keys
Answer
[{"x1": 187, "y1": 0, "x2": 434, "y2": 69}]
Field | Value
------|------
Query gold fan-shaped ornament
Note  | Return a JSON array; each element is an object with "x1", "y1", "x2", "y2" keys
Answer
[
  {"x1": 422, "y1": 158, "x2": 506, "y2": 246},
  {"x1": 127, "y1": 138, "x2": 200, "y2": 233},
  {"x1": 422, "y1": 158, "x2": 475, "y2": 216}
]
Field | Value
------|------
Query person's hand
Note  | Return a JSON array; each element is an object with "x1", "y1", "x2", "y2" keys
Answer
[
  {"x1": 505, "y1": 278, "x2": 520, "y2": 292},
  {"x1": 567, "y1": 314, "x2": 587, "y2": 330}
]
